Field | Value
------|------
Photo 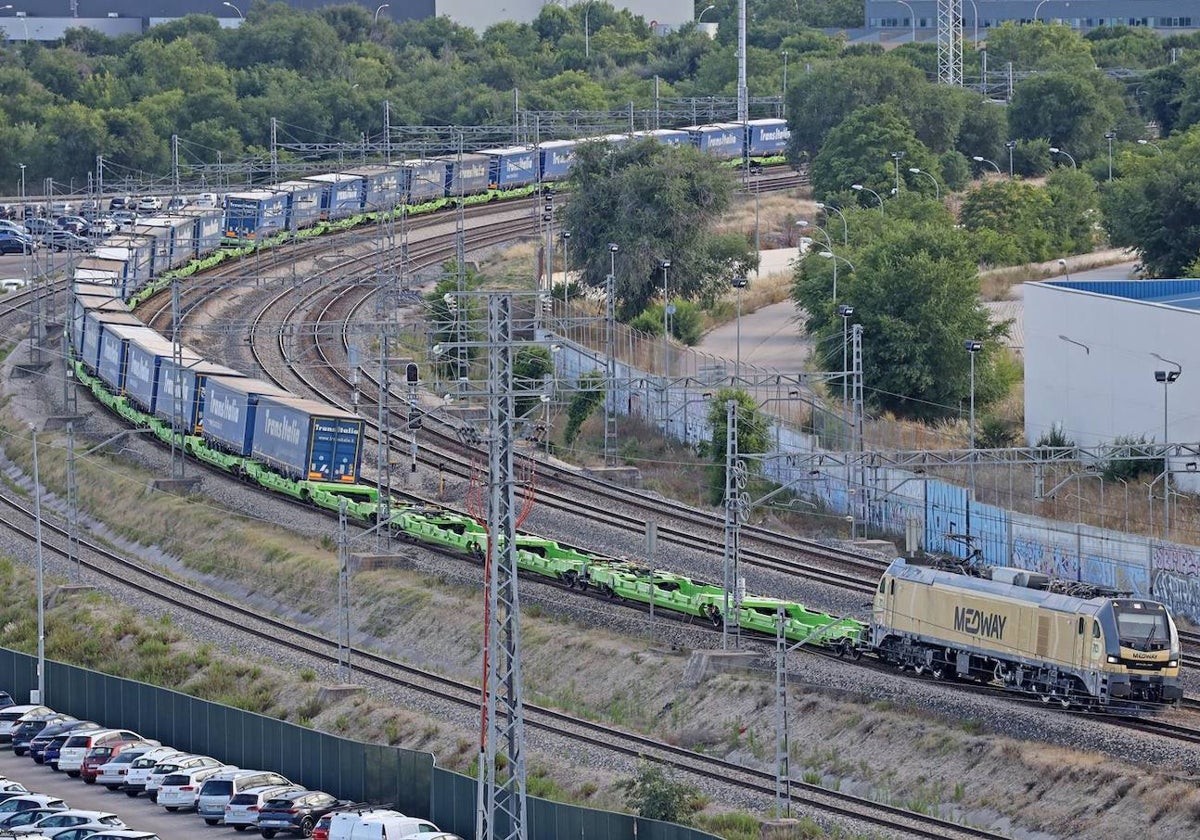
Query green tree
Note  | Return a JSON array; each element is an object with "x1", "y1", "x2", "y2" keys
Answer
[
  {"x1": 808, "y1": 103, "x2": 939, "y2": 204},
  {"x1": 1101, "y1": 129, "x2": 1200, "y2": 277},
  {"x1": 513, "y1": 346, "x2": 554, "y2": 417},
  {"x1": 959, "y1": 179, "x2": 1054, "y2": 264},
  {"x1": 1042, "y1": 167, "x2": 1100, "y2": 254},
  {"x1": 794, "y1": 223, "x2": 1012, "y2": 421},
  {"x1": 1084, "y1": 25, "x2": 1167, "y2": 70},
  {"x1": 984, "y1": 21, "x2": 1097, "y2": 72},
  {"x1": 561, "y1": 138, "x2": 755, "y2": 318},
  {"x1": 707, "y1": 388, "x2": 772, "y2": 505},
  {"x1": 616, "y1": 763, "x2": 697, "y2": 824},
  {"x1": 563, "y1": 371, "x2": 605, "y2": 447},
  {"x1": 1008, "y1": 71, "x2": 1122, "y2": 162}
]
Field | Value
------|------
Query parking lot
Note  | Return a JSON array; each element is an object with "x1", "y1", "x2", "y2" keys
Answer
[{"x1": 0, "y1": 749, "x2": 221, "y2": 839}]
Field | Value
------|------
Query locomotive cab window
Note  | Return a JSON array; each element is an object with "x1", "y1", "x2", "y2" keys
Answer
[
  {"x1": 878, "y1": 579, "x2": 886, "y2": 594},
  {"x1": 1093, "y1": 620, "x2": 1101, "y2": 639},
  {"x1": 1078, "y1": 617, "x2": 1084, "y2": 635}
]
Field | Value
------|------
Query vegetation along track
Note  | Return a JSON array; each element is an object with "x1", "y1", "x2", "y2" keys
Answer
[{"x1": 0, "y1": 474, "x2": 1002, "y2": 840}]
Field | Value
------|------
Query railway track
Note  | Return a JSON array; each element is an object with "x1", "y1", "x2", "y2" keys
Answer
[{"x1": 0, "y1": 471, "x2": 1003, "y2": 840}]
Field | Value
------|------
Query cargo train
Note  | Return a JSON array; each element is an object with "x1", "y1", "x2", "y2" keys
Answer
[{"x1": 68, "y1": 275, "x2": 1183, "y2": 713}]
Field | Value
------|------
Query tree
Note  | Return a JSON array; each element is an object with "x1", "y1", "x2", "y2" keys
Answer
[
  {"x1": 707, "y1": 388, "x2": 772, "y2": 505},
  {"x1": 561, "y1": 138, "x2": 755, "y2": 318},
  {"x1": 1101, "y1": 130, "x2": 1200, "y2": 277},
  {"x1": 984, "y1": 21, "x2": 1097, "y2": 73},
  {"x1": 513, "y1": 346, "x2": 554, "y2": 417},
  {"x1": 959, "y1": 179, "x2": 1054, "y2": 264},
  {"x1": 616, "y1": 763, "x2": 697, "y2": 823},
  {"x1": 563, "y1": 371, "x2": 605, "y2": 447},
  {"x1": 793, "y1": 222, "x2": 1012, "y2": 422},
  {"x1": 1008, "y1": 71, "x2": 1122, "y2": 162},
  {"x1": 808, "y1": 103, "x2": 939, "y2": 203}
]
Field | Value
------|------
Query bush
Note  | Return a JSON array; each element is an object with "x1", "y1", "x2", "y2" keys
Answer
[
  {"x1": 616, "y1": 763, "x2": 697, "y2": 823},
  {"x1": 1101, "y1": 434, "x2": 1163, "y2": 481},
  {"x1": 563, "y1": 371, "x2": 604, "y2": 446},
  {"x1": 977, "y1": 414, "x2": 1018, "y2": 448}
]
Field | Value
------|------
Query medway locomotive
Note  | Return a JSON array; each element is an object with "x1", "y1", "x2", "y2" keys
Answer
[{"x1": 870, "y1": 559, "x2": 1182, "y2": 708}]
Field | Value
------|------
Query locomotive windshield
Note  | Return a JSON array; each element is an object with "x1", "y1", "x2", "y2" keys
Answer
[{"x1": 1113, "y1": 602, "x2": 1171, "y2": 651}]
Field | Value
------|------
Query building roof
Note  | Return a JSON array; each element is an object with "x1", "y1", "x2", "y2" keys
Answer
[{"x1": 1043, "y1": 278, "x2": 1200, "y2": 312}]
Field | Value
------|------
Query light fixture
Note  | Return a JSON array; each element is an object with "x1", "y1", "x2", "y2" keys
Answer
[{"x1": 964, "y1": 340, "x2": 983, "y2": 353}]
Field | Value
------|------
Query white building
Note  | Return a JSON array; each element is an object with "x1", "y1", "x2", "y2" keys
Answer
[{"x1": 1024, "y1": 278, "x2": 1200, "y2": 490}]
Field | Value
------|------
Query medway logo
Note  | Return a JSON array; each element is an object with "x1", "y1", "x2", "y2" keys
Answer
[{"x1": 953, "y1": 606, "x2": 1007, "y2": 639}]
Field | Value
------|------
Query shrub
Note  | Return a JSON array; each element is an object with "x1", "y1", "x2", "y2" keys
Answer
[{"x1": 1101, "y1": 434, "x2": 1163, "y2": 481}]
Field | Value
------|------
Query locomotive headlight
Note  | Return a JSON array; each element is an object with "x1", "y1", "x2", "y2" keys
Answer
[
  {"x1": 1106, "y1": 655, "x2": 1120, "y2": 664},
  {"x1": 1169, "y1": 659, "x2": 1179, "y2": 668}
]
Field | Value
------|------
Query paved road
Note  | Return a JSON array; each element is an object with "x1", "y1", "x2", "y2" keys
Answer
[{"x1": 0, "y1": 748, "x2": 230, "y2": 839}]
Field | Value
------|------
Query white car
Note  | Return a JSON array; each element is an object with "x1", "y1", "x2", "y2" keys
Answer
[
  {"x1": 223, "y1": 784, "x2": 303, "y2": 831},
  {"x1": 0, "y1": 706, "x2": 53, "y2": 743},
  {"x1": 58, "y1": 729, "x2": 142, "y2": 776},
  {"x1": 156, "y1": 765, "x2": 233, "y2": 811},
  {"x1": 143, "y1": 755, "x2": 221, "y2": 803},
  {"x1": 135, "y1": 196, "x2": 161, "y2": 213},
  {"x1": 120, "y1": 750, "x2": 187, "y2": 796},
  {"x1": 9, "y1": 810, "x2": 124, "y2": 834},
  {"x1": 94, "y1": 746, "x2": 163, "y2": 790}
]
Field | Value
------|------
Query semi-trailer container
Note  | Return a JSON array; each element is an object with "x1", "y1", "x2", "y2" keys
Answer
[
  {"x1": 173, "y1": 207, "x2": 225, "y2": 258},
  {"x1": 273, "y1": 181, "x2": 324, "y2": 231},
  {"x1": 746, "y1": 118, "x2": 790, "y2": 157},
  {"x1": 123, "y1": 332, "x2": 203, "y2": 414},
  {"x1": 402, "y1": 159, "x2": 447, "y2": 203},
  {"x1": 538, "y1": 139, "x2": 578, "y2": 182},
  {"x1": 343, "y1": 165, "x2": 405, "y2": 211},
  {"x1": 480, "y1": 146, "x2": 538, "y2": 190},
  {"x1": 687, "y1": 123, "x2": 745, "y2": 160},
  {"x1": 96, "y1": 322, "x2": 162, "y2": 395},
  {"x1": 224, "y1": 190, "x2": 289, "y2": 239},
  {"x1": 200, "y1": 376, "x2": 293, "y2": 457},
  {"x1": 441, "y1": 153, "x2": 489, "y2": 197},
  {"x1": 304, "y1": 173, "x2": 365, "y2": 221},
  {"x1": 79, "y1": 310, "x2": 143, "y2": 374},
  {"x1": 154, "y1": 359, "x2": 246, "y2": 434},
  {"x1": 251, "y1": 394, "x2": 364, "y2": 483}
]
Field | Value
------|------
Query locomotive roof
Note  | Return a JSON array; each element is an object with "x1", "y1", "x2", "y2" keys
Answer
[{"x1": 884, "y1": 558, "x2": 1106, "y2": 615}]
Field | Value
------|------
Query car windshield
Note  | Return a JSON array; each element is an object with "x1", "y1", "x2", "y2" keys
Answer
[
  {"x1": 202, "y1": 780, "x2": 232, "y2": 795},
  {"x1": 161, "y1": 774, "x2": 191, "y2": 786},
  {"x1": 1114, "y1": 601, "x2": 1171, "y2": 650}
]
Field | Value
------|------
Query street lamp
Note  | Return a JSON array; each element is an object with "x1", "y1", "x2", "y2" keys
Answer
[
  {"x1": 889, "y1": 151, "x2": 905, "y2": 194},
  {"x1": 964, "y1": 340, "x2": 982, "y2": 540},
  {"x1": 908, "y1": 167, "x2": 940, "y2": 199},
  {"x1": 972, "y1": 155, "x2": 1001, "y2": 176},
  {"x1": 731, "y1": 276, "x2": 748, "y2": 381},
  {"x1": 660, "y1": 258, "x2": 671, "y2": 366},
  {"x1": 18, "y1": 163, "x2": 25, "y2": 200},
  {"x1": 1049, "y1": 146, "x2": 1076, "y2": 169},
  {"x1": 1033, "y1": 0, "x2": 1049, "y2": 20},
  {"x1": 1004, "y1": 140, "x2": 1017, "y2": 178},
  {"x1": 1057, "y1": 258, "x2": 1070, "y2": 280},
  {"x1": 1104, "y1": 131, "x2": 1117, "y2": 181},
  {"x1": 851, "y1": 183, "x2": 884, "y2": 213},
  {"x1": 1153, "y1": 356, "x2": 1182, "y2": 538},
  {"x1": 1138, "y1": 139, "x2": 1163, "y2": 155},
  {"x1": 818, "y1": 250, "x2": 854, "y2": 302},
  {"x1": 373, "y1": 3, "x2": 389, "y2": 22},
  {"x1": 222, "y1": 1, "x2": 244, "y2": 19},
  {"x1": 583, "y1": 0, "x2": 597, "y2": 59},
  {"x1": 896, "y1": 0, "x2": 916, "y2": 42},
  {"x1": 837, "y1": 304, "x2": 855, "y2": 437},
  {"x1": 698, "y1": 4, "x2": 716, "y2": 21},
  {"x1": 781, "y1": 50, "x2": 789, "y2": 118},
  {"x1": 815, "y1": 202, "x2": 848, "y2": 246}
]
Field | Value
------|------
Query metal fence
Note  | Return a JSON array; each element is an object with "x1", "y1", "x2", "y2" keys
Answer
[{"x1": 0, "y1": 651, "x2": 719, "y2": 840}]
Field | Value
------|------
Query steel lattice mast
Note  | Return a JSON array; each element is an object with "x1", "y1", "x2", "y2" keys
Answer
[
  {"x1": 937, "y1": 0, "x2": 964, "y2": 85},
  {"x1": 477, "y1": 293, "x2": 528, "y2": 840}
]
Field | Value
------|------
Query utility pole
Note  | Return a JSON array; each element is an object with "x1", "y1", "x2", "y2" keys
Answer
[
  {"x1": 603, "y1": 244, "x2": 618, "y2": 466},
  {"x1": 336, "y1": 498, "x2": 352, "y2": 683},
  {"x1": 722, "y1": 399, "x2": 744, "y2": 649}
]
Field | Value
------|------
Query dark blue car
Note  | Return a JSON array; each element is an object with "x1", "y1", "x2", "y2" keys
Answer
[{"x1": 31, "y1": 721, "x2": 99, "y2": 765}]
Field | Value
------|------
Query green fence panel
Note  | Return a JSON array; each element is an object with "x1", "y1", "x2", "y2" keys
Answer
[
  {"x1": 1, "y1": 650, "x2": 35, "y2": 703},
  {"x1": 431, "y1": 767, "x2": 477, "y2": 838},
  {"x1": 637, "y1": 817, "x2": 723, "y2": 840}
]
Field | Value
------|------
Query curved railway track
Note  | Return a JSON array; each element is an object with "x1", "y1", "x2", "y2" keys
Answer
[{"x1": 0, "y1": 475, "x2": 1004, "y2": 840}]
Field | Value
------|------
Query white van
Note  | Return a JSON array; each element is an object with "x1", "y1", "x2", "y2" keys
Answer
[{"x1": 329, "y1": 810, "x2": 440, "y2": 840}]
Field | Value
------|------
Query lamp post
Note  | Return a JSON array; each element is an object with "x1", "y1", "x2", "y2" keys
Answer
[
  {"x1": 851, "y1": 183, "x2": 884, "y2": 213},
  {"x1": 373, "y1": 2, "x2": 389, "y2": 22},
  {"x1": 560, "y1": 230, "x2": 571, "y2": 314},
  {"x1": 18, "y1": 163, "x2": 25, "y2": 200},
  {"x1": 797, "y1": 219, "x2": 841, "y2": 298},
  {"x1": 32, "y1": 426, "x2": 45, "y2": 704},
  {"x1": 1033, "y1": 0, "x2": 1049, "y2": 20},
  {"x1": 698, "y1": 4, "x2": 716, "y2": 21},
  {"x1": 731, "y1": 276, "x2": 748, "y2": 381},
  {"x1": 819, "y1": 251, "x2": 854, "y2": 302},
  {"x1": 781, "y1": 50, "x2": 789, "y2": 118},
  {"x1": 965, "y1": 0, "x2": 979, "y2": 44},
  {"x1": 964, "y1": 340, "x2": 982, "y2": 541},
  {"x1": 908, "y1": 167, "x2": 940, "y2": 198},
  {"x1": 972, "y1": 155, "x2": 1001, "y2": 176},
  {"x1": 583, "y1": 0, "x2": 597, "y2": 58},
  {"x1": 896, "y1": 0, "x2": 916, "y2": 41},
  {"x1": 1104, "y1": 131, "x2": 1117, "y2": 181},
  {"x1": 838, "y1": 304, "x2": 854, "y2": 441},
  {"x1": 222, "y1": 1, "x2": 244, "y2": 19},
  {"x1": 660, "y1": 258, "x2": 671, "y2": 372},
  {"x1": 1154, "y1": 365, "x2": 1181, "y2": 539},
  {"x1": 1049, "y1": 146, "x2": 1076, "y2": 169},
  {"x1": 1138, "y1": 139, "x2": 1163, "y2": 155},
  {"x1": 889, "y1": 151, "x2": 905, "y2": 194},
  {"x1": 1004, "y1": 140, "x2": 1016, "y2": 178},
  {"x1": 815, "y1": 202, "x2": 848, "y2": 246},
  {"x1": 1057, "y1": 258, "x2": 1070, "y2": 280}
]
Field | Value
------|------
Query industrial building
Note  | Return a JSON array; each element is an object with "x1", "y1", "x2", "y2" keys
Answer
[
  {"x1": 0, "y1": 0, "x2": 691, "y2": 40},
  {"x1": 1024, "y1": 278, "x2": 1200, "y2": 491}
]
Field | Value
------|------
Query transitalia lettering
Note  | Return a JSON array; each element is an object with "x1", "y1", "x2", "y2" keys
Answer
[
  {"x1": 953, "y1": 606, "x2": 1007, "y2": 639},
  {"x1": 263, "y1": 409, "x2": 303, "y2": 446}
]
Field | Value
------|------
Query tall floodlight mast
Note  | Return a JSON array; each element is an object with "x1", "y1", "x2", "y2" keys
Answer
[{"x1": 938, "y1": 0, "x2": 964, "y2": 85}]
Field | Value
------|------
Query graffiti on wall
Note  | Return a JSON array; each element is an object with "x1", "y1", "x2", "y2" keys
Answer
[
  {"x1": 1152, "y1": 571, "x2": 1200, "y2": 624},
  {"x1": 1011, "y1": 536, "x2": 1079, "y2": 580}
]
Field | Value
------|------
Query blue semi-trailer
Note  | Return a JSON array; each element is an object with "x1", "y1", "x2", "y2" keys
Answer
[{"x1": 250, "y1": 394, "x2": 365, "y2": 484}]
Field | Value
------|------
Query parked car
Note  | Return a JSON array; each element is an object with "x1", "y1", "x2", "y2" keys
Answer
[
  {"x1": 22, "y1": 218, "x2": 54, "y2": 236},
  {"x1": 0, "y1": 796, "x2": 68, "y2": 817},
  {"x1": 107, "y1": 196, "x2": 131, "y2": 212},
  {"x1": 54, "y1": 216, "x2": 89, "y2": 235},
  {"x1": 9, "y1": 810, "x2": 124, "y2": 834},
  {"x1": 41, "y1": 827, "x2": 116, "y2": 840},
  {"x1": 87, "y1": 216, "x2": 117, "y2": 237},
  {"x1": 197, "y1": 770, "x2": 290, "y2": 825},
  {"x1": 81, "y1": 740, "x2": 156, "y2": 784},
  {"x1": 134, "y1": 196, "x2": 161, "y2": 213},
  {"x1": 142, "y1": 754, "x2": 220, "y2": 803},
  {"x1": 110, "y1": 211, "x2": 137, "y2": 230},
  {"x1": 157, "y1": 764, "x2": 234, "y2": 812},
  {"x1": 29, "y1": 722, "x2": 101, "y2": 765},
  {"x1": 120, "y1": 749, "x2": 187, "y2": 796},
  {"x1": 11, "y1": 714, "x2": 73, "y2": 756},
  {"x1": 225, "y1": 784, "x2": 304, "y2": 832},
  {"x1": 48, "y1": 202, "x2": 75, "y2": 217},
  {"x1": 326, "y1": 809, "x2": 440, "y2": 840},
  {"x1": 0, "y1": 781, "x2": 30, "y2": 802},
  {"x1": 0, "y1": 234, "x2": 34, "y2": 255},
  {"x1": 256, "y1": 790, "x2": 347, "y2": 839},
  {"x1": 59, "y1": 729, "x2": 145, "y2": 777},
  {"x1": 0, "y1": 808, "x2": 65, "y2": 830},
  {"x1": 0, "y1": 220, "x2": 29, "y2": 237},
  {"x1": 192, "y1": 192, "x2": 218, "y2": 208},
  {"x1": 78, "y1": 199, "x2": 101, "y2": 218},
  {"x1": 166, "y1": 196, "x2": 188, "y2": 211},
  {"x1": 41, "y1": 230, "x2": 92, "y2": 253},
  {"x1": 79, "y1": 833, "x2": 161, "y2": 840},
  {"x1": 0, "y1": 706, "x2": 54, "y2": 743},
  {"x1": 93, "y1": 745, "x2": 165, "y2": 790}
]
